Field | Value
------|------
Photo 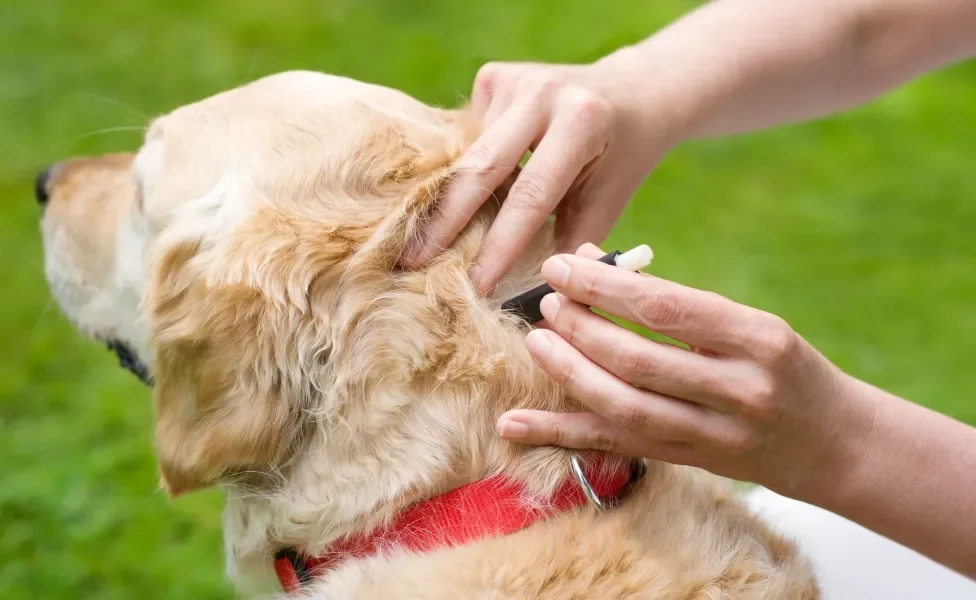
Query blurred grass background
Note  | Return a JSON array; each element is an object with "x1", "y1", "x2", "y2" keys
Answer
[{"x1": 1, "y1": 0, "x2": 974, "y2": 598}]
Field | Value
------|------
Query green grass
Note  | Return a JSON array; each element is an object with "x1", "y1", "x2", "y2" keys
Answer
[{"x1": 1, "y1": 1, "x2": 974, "y2": 597}]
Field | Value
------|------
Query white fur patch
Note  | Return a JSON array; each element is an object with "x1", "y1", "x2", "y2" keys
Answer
[
  {"x1": 42, "y1": 212, "x2": 146, "y2": 356},
  {"x1": 167, "y1": 175, "x2": 257, "y2": 244},
  {"x1": 133, "y1": 139, "x2": 164, "y2": 199}
]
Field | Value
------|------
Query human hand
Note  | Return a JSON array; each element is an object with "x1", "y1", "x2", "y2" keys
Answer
[
  {"x1": 497, "y1": 244, "x2": 876, "y2": 498},
  {"x1": 402, "y1": 59, "x2": 676, "y2": 293}
]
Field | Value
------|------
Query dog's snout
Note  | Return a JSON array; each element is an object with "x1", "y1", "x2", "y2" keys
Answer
[{"x1": 34, "y1": 164, "x2": 58, "y2": 206}]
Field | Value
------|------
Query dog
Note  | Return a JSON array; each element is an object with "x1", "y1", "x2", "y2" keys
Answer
[{"x1": 37, "y1": 71, "x2": 819, "y2": 598}]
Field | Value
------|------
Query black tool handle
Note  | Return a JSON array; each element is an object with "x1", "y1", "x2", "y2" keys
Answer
[{"x1": 501, "y1": 251, "x2": 621, "y2": 323}]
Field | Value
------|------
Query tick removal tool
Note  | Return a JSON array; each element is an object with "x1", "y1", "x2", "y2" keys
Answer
[{"x1": 501, "y1": 244, "x2": 654, "y2": 323}]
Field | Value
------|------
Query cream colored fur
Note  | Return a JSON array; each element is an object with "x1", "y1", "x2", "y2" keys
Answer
[{"x1": 40, "y1": 71, "x2": 819, "y2": 599}]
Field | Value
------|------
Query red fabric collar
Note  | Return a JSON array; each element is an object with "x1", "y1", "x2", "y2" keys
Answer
[{"x1": 274, "y1": 457, "x2": 638, "y2": 594}]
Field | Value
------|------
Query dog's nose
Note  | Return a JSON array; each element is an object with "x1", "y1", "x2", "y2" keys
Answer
[{"x1": 35, "y1": 164, "x2": 57, "y2": 206}]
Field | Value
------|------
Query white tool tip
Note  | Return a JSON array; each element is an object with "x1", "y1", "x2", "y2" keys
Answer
[{"x1": 614, "y1": 245, "x2": 654, "y2": 271}]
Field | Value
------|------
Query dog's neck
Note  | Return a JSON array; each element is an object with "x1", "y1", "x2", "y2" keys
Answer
[{"x1": 221, "y1": 222, "x2": 588, "y2": 588}]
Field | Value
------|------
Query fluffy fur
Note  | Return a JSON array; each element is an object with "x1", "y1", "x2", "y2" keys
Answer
[{"x1": 39, "y1": 71, "x2": 819, "y2": 598}]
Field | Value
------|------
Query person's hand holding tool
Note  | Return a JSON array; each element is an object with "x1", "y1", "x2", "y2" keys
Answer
[{"x1": 497, "y1": 243, "x2": 976, "y2": 577}]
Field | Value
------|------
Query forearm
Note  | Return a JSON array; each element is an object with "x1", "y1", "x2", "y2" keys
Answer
[
  {"x1": 596, "y1": 0, "x2": 976, "y2": 141},
  {"x1": 809, "y1": 377, "x2": 976, "y2": 577}
]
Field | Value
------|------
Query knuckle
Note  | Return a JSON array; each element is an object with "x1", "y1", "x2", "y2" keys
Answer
[
  {"x1": 757, "y1": 314, "x2": 799, "y2": 363},
  {"x1": 745, "y1": 401, "x2": 777, "y2": 425},
  {"x1": 608, "y1": 398, "x2": 651, "y2": 432},
  {"x1": 475, "y1": 62, "x2": 502, "y2": 84},
  {"x1": 461, "y1": 144, "x2": 502, "y2": 180},
  {"x1": 509, "y1": 171, "x2": 551, "y2": 210},
  {"x1": 550, "y1": 423, "x2": 572, "y2": 448},
  {"x1": 553, "y1": 355, "x2": 580, "y2": 388},
  {"x1": 633, "y1": 288, "x2": 684, "y2": 328},
  {"x1": 576, "y1": 270, "x2": 602, "y2": 305},
  {"x1": 474, "y1": 62, "x2": 510, "y2": 97},
  {"x1": 476, "y1": 236, "x2": 505, "y2": 265},
  {"x1": 733, "y1": 375, "x2": 779, "y2": 422},
  {"x1": 587, "y1": 428, "x2": 618, "y2": 452},
  {"x1": 615, "y1": 349, "x2": 656, "y2": 384},
  {"x1": 560, "y1": 308, "x2": 586, "y2": 348},
  {"x1": 721, "y1": 426, "x2": 761, "y2": 456},
  {"x1": 566, "y1": 88, "x2": 615, "y2": 131},
  {"x1": 750, "y1": 375, "x2": 777, "y2": 406}
]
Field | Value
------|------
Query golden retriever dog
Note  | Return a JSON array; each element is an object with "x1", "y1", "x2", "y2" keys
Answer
[{"x1": 37, "y1": 71, "x2": 819, "y2": 598}]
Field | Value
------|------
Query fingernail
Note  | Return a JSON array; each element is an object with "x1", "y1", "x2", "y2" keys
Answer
[
  {"x1": 524, "y1": 329, "x2": 553, "y2": 357},
  {"x1": 539, "y1": 293, "x2": 560, "y2": 322},
  {"x1": 497, "y1": 416, "x2": 529, "y2": 439},
  {"x1": 541, "y1": 256, "x2": 570, "y2": 287}
]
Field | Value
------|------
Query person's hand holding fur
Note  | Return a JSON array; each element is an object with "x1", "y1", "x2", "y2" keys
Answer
[
  {"x1": 400, "y1": 60, "x2": 669, "y2": 293},
  {"x1": 406, "y1": 0, "x2": 976, "y2": 294}
]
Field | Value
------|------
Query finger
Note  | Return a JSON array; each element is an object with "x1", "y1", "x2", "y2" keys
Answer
[
  {"x1": 529, "y1": 244, "x2": 600, "y2": 333},
  {"x1": 496, "y1": 410, "x2": 693, "y2": 462},
  {"x1": 471, "y1": 110, "x2": 609, "y2": 292},
  {"x1": 539, "y1": 293, "x2": 750, "y2": 411},
  {"x1": 470, "y1": 62, "x2": 518, "y2": 125},
  {"x1": 524, "y1": 328, "x2": 720, "y2": 442},
  {"x1": 497, "y1": 410, "x2": 629, "y2": 451},
  {"x1": 402, "y1": 101, "x2": 545, "y2": 269},
  {"x1": 574, "y1": 242, "x2": 605, "y2": 259},
  {"x1": 469, "y1": 63, "x2": 499, "y2": 118},
  {"x1": 481, "y1": 81, "x2": 517, "y2": 128},
  {"x1": 540, "y1": 253, "x2": 764, "y2": 356}
]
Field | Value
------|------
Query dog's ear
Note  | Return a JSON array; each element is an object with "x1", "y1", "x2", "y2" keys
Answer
[
  {"x1": 143, "y1": 107, "x2": 484, "y2": 496},
  {"x1": 351, "y1": 106, "x2": 520, "y2": 271},
  {"x1": 147, "y1": 241, "x2": 307, "y2": 496}
]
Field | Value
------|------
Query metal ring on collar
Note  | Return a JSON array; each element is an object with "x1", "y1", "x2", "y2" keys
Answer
[{"x1": 568, "y1": 453, "x2": 606, "y2": 513}]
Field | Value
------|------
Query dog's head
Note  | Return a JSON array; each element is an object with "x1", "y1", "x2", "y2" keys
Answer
[{"x1": 39, "y1": 72, "x2": 559, "y2": 500}]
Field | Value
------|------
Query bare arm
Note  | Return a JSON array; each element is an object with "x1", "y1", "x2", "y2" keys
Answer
[
  {"x1": 600, "y1": 0, "x2": 976, "y2": 139},
  {"x1": 810, "y1": 378, "x2": 976, "y2": 577},
  {"x1": 408, "y1": 0, "x2": 976, "y2": 291}
]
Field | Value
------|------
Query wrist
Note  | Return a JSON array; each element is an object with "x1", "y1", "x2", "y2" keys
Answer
[
  {"x1": 585, "y1": 45, "x2": 700, "y2": 154},
  {"x1": 793, "y1": 374, "x2": 887, "y2": 511},
  {"x1": 782, "y1": 369, "x2": 884, "y2": 511}
]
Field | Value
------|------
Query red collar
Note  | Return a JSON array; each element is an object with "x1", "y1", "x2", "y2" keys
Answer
[{"x1": 274, "y1": 456, "x2": 641, "y2": 594}]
